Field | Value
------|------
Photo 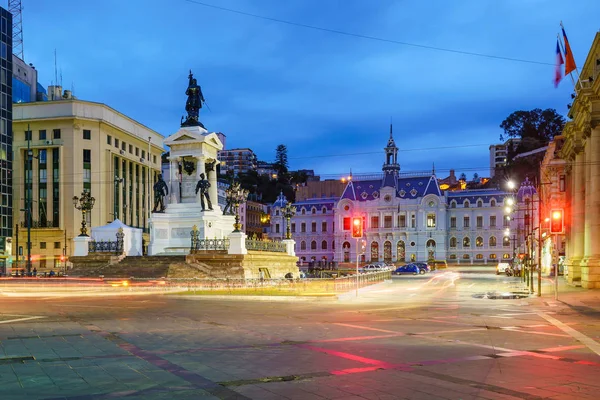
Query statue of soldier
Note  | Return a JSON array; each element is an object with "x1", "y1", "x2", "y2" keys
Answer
[
  {"x1": 195, "y1": 173, "x2": 213, "y2": 211},
  {"x1": 152, "y1": 174, "x2": 169, "y2": 213},
  {"x1": 182, "y1": 70, "x2": 206, "y2": 127}
]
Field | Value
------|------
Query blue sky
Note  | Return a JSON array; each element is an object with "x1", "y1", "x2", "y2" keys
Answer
[{"x1": 13, "y1": 0, "x2": 599, "y2": 180}]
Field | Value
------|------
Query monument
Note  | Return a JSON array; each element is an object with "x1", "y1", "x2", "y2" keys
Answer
[{"x1": 148, "y1": 71, "x2": 235, "y2": 255}]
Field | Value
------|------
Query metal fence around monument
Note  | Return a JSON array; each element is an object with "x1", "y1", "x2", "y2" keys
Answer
[
  {"x1": 88, "y1": 229, "x2": 125, "y2": 254},
  {"x1": 245, "y1": 238, "x2": 286, "y2": 253},
  {"x1": 191, "y1": 238, "x2": 230, "y2": 252}
]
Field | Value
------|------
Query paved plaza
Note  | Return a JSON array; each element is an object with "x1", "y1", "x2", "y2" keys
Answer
[{"x1": 0, "y1": 267, "x2": 599, "y2": 399}]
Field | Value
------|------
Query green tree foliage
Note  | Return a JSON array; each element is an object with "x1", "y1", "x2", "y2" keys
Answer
[
  {"x1": 496, "y1": 108, "x2": 565, "y2": 185},
  {"x1": 274, "y1": 144, "x2": 289, "y2": 176}
]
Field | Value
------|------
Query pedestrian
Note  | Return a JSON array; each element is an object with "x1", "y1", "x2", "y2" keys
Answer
[
  {"x1": 49, "y1": 270, "x2": 55, "y2": 277},
  {"x1": 33, "y1": 267, "x2": 37, "y2": 277}
]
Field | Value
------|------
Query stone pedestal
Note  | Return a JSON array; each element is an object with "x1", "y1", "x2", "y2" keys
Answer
[
  {"x1": 228, "y1": 231, "x2": 247, "y2": 255},
  {"x1": 282, "y1": 239, "x2": 296, "y2": 257},
  {"x1": 148, "y1": 204, "x2": 234, "y2": 255},
  {"x1": 73, "y1": 236, "x2": 93, "y2": 257}
]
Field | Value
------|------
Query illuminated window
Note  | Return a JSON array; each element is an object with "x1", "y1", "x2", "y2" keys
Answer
[
  {"x1": 450, "y1": 237, "x2": 457, "y2": 248},
  {"x1": 489, "y1": 236, "x2": 497, "y2": 247},
  {"x1": 371, "y1": 216, "x2": 379, "y2": 229},
  {"x1": 476, "y1": 254, "x2": 484, "y2": 259},
  {"x1": 476, "y1": 237, "x2": 483, "y2": 247},
  {"x1": 463, "y1": 237, "x2": 470, "y2": 247},
  {"x1": 489, "y1": 253, "x2": 497, "y2": 259},
  {"x1": 503, "y1": 236, "x2": 510, "y2": 247},
  {"x1": 384, "y1": 215, "x2": 392, "y2": 228},
  {"x1": 427, "y1": 213, "x2": 436, "y2": 228},
  {"x1": 503, "y1": 253, "x2": 511, "y2": 259},
  {"x1": 490, "y1": 216, "x2": 496, "y2": 227}
]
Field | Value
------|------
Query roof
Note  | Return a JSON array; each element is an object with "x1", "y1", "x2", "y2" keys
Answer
[{"x1": 340, "y1": 174, "x2": 442, "y2": 202}]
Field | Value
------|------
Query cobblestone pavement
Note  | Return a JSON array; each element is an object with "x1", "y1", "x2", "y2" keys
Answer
[{"x1": 0, "y1": 267, "x2": 599, "y2": 399}]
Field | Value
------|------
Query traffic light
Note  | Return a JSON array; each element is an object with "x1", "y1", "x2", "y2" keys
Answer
[
  {"x1": 351, "y1": 217, "x2": 363, "y2": 238},
  {"x1": 359, "y1": 239, "x2": 367, "y2": 254},
  {"x1": 550, "y1": 209, "x2": 564, "y2": 234}
]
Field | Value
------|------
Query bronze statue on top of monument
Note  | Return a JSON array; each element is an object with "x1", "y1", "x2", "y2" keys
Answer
[{"x1": 181, "y1": 70, "x2": 206, "y2": 128}]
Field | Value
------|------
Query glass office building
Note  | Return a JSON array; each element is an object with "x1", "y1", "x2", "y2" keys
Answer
[{"x1": 0, "y1": 8, "x2": 12, "y2": 274}]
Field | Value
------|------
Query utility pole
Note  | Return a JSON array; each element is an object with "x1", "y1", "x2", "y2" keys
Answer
[{"x1": 26, "y1": 126, "x2": 32, "y2": 275}]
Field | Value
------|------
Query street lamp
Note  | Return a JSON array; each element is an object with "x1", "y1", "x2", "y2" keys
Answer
[
  {"x1": 282, "y1": 202, "x2": 296, "y2": 240},
  {"x1": 72, "y1": 191, "x2": 96, "y2": 237},
  {"x1": 225, "y1": 182, "x2": 248, "y2": 233}
]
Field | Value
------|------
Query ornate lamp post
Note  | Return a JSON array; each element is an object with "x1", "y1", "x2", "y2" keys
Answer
[
  {"x1": 282, "y1": 202, "x2": 296, "y2": 240},
  {"x1": 225, "y1": 182, "x2": 248, "y2": 233},
  {"x1": 72, "y1": 191, "x2": 96, "y2": 237}
]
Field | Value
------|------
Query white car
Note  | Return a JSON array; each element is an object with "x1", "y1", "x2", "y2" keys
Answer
[
  {"x1": 362, "y1": 264, "x2": 386, "y2": 272},
  {"x1": 496, "y1": 262, "x2": 511, "y2": 275}
]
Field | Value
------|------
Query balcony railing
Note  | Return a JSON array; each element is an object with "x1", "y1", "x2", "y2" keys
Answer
[{"x1": 20, "y1": 220, "x2": 59, "y2": 229}]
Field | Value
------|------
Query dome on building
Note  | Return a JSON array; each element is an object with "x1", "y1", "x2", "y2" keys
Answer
[{"x1": 516, "y1": 177, "x2": 537, "y2": 202}]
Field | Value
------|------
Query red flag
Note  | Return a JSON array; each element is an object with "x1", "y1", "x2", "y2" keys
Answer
[
  {"x1": 562, "y1": 27, "x2": 576, "y2": 75},
  {"x1": 554, "y1": 39, "x2": 564, "y2": 88}
]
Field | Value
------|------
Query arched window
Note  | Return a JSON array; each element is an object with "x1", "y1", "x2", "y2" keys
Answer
[
  {"x1": 426, "y1": 239, "x2": 436, "y2": 248},
  {"x1": 371, "y1": 242, "x2": 379, "y2": 261},
  {"x1": 477, "y1": 200, "x2": 483, "y2": 208},
  {"x1": 449, "y1": 237, "x2": 457, "y2": 248},
  {"x1": 275, "y1": 209, "x2": 280, "y2": 216},
  {"x1": 463, "y1": 254, "x2": 470, "y2": 259},
  {"x1": 450, "y1": 200, "x2": 457, "y2": 208},
  {"x1": 503, "y1": 236, "x2": 510, "y2": 247},
  {"x1": 322, "y1": 207, "x2": 327, "y2": 214},
  {"x1": 343, "y1": 241, "x2": 350, "y2": 249},
  {"x1": 490, "y1": 199, "x2": 497, "y2": 207},
  {"x1": 449, "y1": 254, "x2": 457, "y2": 259},
  {"x1": 332, "y1": 241, "x2": 335, "y2": 250},
  {"x1": 300, "y1": 241, "x2": 306, "y2": 251},
  {"x1": 464, "y1": 200, "x2": 470, "y2": 208},
  {"x1": 397, "y1": 241, "x2": 406, "y2": 261},
  {"x1": 476, "y1": 237, "x2": 483, "y2": 247},
  {"x1": 321, "y1": 240, "x2": 327, "y2": 250},
  {"x1": 503, "y1": 253, "x2": 511, "y2": 259},
  {"x1": 463, "y1": 237, "x2": 471, "y2": 247},
  {"x1": 311, "y1": 207, "x2": 316, "y2": 214},
  {"x1": 301, "y1": 208, "x2": 306, "y2": 215},
  {"x1": 311, "y1": 241, "x2": 317, "y2": 250},
  {"x1": 476, "y1": 254, "x2": 484, "y2": 260},
  {"x1": 489, "y1": 253, "x2": 497, "y2": 259},
  {"x1": 489, "y1": 236, "x2": 497, "y2": 247}
]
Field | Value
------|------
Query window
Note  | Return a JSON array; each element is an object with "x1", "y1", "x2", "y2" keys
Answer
[
  {"x1": 476, "y1": 254, "x2": 484, "y2": 260},
  {"x1": 463, "y1": 254, "x2": 470, "y2": 260},
  {"x1": 53, "y1": 129, "x2": 61, "y2": 139},
  {"x1": 504, "y1": 215, "x2": 510, "y2": 227},
  {"x1": 311, "y1": 207, "x2": 316, "y2": 214},
  {"x1": 129, "y1": 144, "x2": 133, "y2": 154},
  {"x1": 503, "y1": 253, "x2": 511, "y2": 259},
  {"x1": 477, "y1": 200, "x2": 483, "y2": 208},
  {"x1": 114, "y1": 138, "x2": 119, "y2": 148},
  {"x1": 300, "y1": 241, "x2": 306, "y2": 250},
  {"x1": 301, "y1": 223, "x2": 306, "y2": 233},
  {"x1": 464, "y1": 200, "x2": 470, "y2": 208},
  {"x1": 371, "y1": 216, "x2": 379, "y2": 228},
  {"x1": 39, "y1": 130, "x2": 46, "y2": 140},
  {"x1": 54, "y1": 242, "x2": 61, "y2": 249},
  {"x1": 490, "y1": 216, "x2": 496, "y2": 227},
  {"x1": 463, "y1": 237, "x2": 470, "y2": 247},
  {"x1": 322, "y1": 207, "x2": 327, "y2": 214},
  {"x1": 559, "y1": 175, "x2": 566, "y2": 192},
  {"x1": 343, "y1": 218, "x2": 351, "y2": 230},
  {"x1": 449, "y1": 254, "x2": 457, "y2": 259},
  {"x1": 121, "y1": 141, "x2": 126, "y2": 151},
  {"x1": 321, "y1": 240, "x2": 327, "y2": 250},
  {"x1": 426, "y1": 213, "x2": 436, "y2": 228},
  {"x1": 301, "y1": 208, "x2": 306, "y2": 215},
  {"x1": 141, "y1": 150, "x2": 146, "y2": 159},
  {"x1": 311, "y1": 241, "x2": 317, "y2": 250},
  {"x1": 153, "y1": 155, "x2": 157, "y2": 164},
  {"x1": 503, "y1": 236, "x2": 510, "y2": 247},
  {"x1": 107, "y1": 135, "x2": 112, "y2": 145},
  {"x1": 449, "y1": 237, "x2": 457, "y2": 248},
  {"x1": 489, "y1": 253, "x2": 497, "y2": 259},
  {"x1": 476, "y1": 237, "x2": 483, "y2": 247},
  {"x1": 411, "y1": 214, "x2": 416, "y2": 228},
  {"x1": 450, "y1": 217, "x2": 456, "y2": 228},
  {"x1": 291, "y1": 223, "x2": 295, "y2": 233},
  {"x1": 384, "y1": 215, "x2": 392, "y2": 228},
  {"x1": 135, "y1": 147, "x2": 139, "y2": 156},
  {"x1": 489, "y1": 236, "x2": 497, "y2": 247},
  {"x1": 39, "y1": 169, "x2": 47, "y2": 183},
  {"x1": 311, "y1": 222, "x2": 316, "y2": 233},
  {"x1": 321, "y1": 222, "x2": 327, "y2": 232},
  {"x1": 83, "y1": 149, "x2": 91, "y2": 163},
  {"x1": 39, "y1": 149, "x2": 47, "y2": 164},
  {"x1": 490, "y1": 199, "x2": 496, "y2": 207},
  {"x1": 450, "y1": 200, "x2": 457, "y2": 208},
  {"x1": 275, "y1": 224, "x2": 280, "y2": 233},
  {"x1": 476, "y1": 216, "x2": 483, "y2": 228},
  {"x1": 463, "y1": 216, "x2": 470, "y2": 228},
  {"x1": 83, "y1": 129, "x2": 91, "y2": 140},
  {"x1": 40, "y1": 242, "x2": 47, "y2": 249},
  {"x1": 398, "y1": 214, "x2": 406, "y2": 228},
  {"x1": 25, "y1": 130, "x2": 32, "y2": 140}
]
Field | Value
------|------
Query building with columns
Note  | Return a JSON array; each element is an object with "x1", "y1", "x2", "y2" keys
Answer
[
  {"x1": 559, "y1": 32, "x2": 600, "y2": 288},
  {"x1": 12, "y1": 99, "x2": 164, "y2": 271}
]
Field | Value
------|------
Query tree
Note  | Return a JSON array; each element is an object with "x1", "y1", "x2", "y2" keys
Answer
[
  {"x1": 459, "y1": 173, "x2": 467, "y2": 181},
  {"x1": 500, "y1": 108, "x2": 565, "y2": 153},
  {"x1": 274, "y1": 144, "x2": 289, "y2": 176},
  {"x1": 472, "y1": 173, "x2": 479, "y2": 183}
]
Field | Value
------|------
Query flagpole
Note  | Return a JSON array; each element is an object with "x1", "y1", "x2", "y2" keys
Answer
[{"x1": 557, "y1": 33, "x2": 578, "y2": 90}]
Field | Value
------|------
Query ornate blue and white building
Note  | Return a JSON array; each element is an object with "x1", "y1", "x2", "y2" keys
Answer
[{"x1": 270, "y1": 128, "x2": 521, "y2": 265}]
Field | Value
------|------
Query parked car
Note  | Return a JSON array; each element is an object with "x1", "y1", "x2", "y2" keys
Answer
[
  {"x1": 412, "y1": 262, "x2": 430, "y2": 273},
  {"x1": 427, "y1": 260, "x2": 448, "y2": 271},
  {"x1": 394, "y1": 264, "x2": 422, "y2": 275},
  {"x1": 496, "y1": 262, "x2": 511, "y2": 275},
  {"x1": 362, "y1": 264, "x2": 389, "y2": 272}
]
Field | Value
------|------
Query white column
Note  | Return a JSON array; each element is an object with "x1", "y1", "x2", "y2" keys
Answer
[
  {"x1": 582, "y1": 126, "x2": 600, "y2": 288},
  {"x1": 169, "y1": 157, "x2": 179, "y2": 204},
  {"x1": 208, "y1": 161, "x2": 219, "y2": 212}
]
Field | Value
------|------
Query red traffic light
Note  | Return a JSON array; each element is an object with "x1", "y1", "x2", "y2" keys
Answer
[
  {"x1": 351, "y1": 217, "x2": 363, "y2": 238},
  {"x1": 550, "y1": 209, "x2": 564, "y2": 234}
]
